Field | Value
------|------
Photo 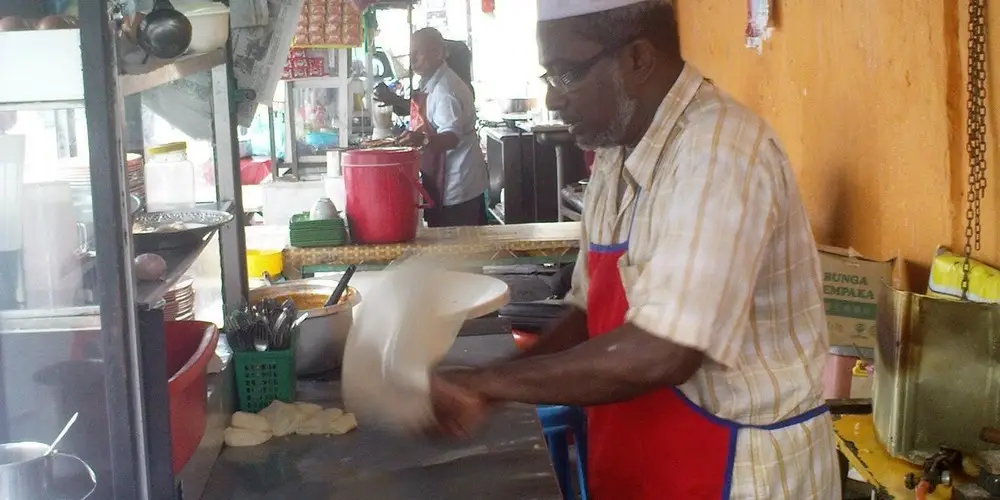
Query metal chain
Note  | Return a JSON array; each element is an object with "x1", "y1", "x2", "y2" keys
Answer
[{"x1": 962, "y1": 0, "x2": 988, "y2": 300}]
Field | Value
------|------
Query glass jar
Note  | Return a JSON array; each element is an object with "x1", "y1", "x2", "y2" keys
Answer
[{"x1": 144, "y1": 141, "x2": 196, "y2": 212}]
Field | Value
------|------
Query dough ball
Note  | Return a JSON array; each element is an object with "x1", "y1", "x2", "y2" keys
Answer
[
  {"x1": 295, "y1": 408, "x2": 345, "y2": 435},
  {"x1": 259, "y1": 400, "x2": 304, "y2": 437},
  {"x1": 328, "y1": 413, "x2": 358, "y2": 436},
  {"x1": 294, "y1": 402, "x2": 324, "y2": 417},
  {"x1": 230, "y1": 411, "x2": 271, "y2": 433},
  {"x1": 224, "y1": 427, "x2": 272, "y2": 447}
]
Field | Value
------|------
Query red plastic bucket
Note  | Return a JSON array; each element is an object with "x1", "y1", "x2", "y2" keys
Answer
[
  {"x1": 166, "y1": 321, "x2": 219, "y2": 475},
  {"x1": 343, "y1": 147, "x2": 433, "y2": 244}
]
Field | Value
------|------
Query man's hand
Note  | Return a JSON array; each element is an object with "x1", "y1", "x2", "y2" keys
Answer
[
  {"x1": 374, "y1": 83, "x2": 405, "y2": 108},
  {"x1": 398, "y1": 130, "x2": 426, "y2": 148},
  {"x1": 425, "y1": 368, "x2": 489, "y2": 439}
]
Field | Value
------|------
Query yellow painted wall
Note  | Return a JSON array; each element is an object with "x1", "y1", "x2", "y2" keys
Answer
[{"x1": 674, "y1": 1, "x2": 1000, "y2": 290}]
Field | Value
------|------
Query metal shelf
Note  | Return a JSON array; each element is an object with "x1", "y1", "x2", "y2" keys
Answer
[
  {"x1": 119, "y1": 49, "x2": 227, "y2": 96},
  {"x1": 134, "y1": 201, "x2": 235, "y2": 307},
  {"x1": 0, "y1": 28, "x2": 225, "y2": 104},
  {"x1": 135, "y1": 230, "x2": 219, "y2": 308}
]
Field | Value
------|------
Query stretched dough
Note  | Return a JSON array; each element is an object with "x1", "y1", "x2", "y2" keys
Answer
[
  {"x1": 295, "y1": 408, "x2": 345, "y2": 435},
  {"x1": 224, "y1": 427, "x2": 272, "y2": 447},
  {"x1": 259, "y1": 401, "x2": 304, "y2": 437},
  {"x1": 328, "y1": 413, "x2": 358, "y2": 435},
  {"x1": 294, "y1": 402, "x2": 324, "y2": 417},
  {"x1": 230, "y1": 411, "x2": 271, "y2": 433}
]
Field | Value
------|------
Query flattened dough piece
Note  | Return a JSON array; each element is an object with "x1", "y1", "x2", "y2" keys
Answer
[
  {"x1": 259, "y1": 400, "x2": 304, "y2": 437},
  {"x1": 224, "y1": 427, "x2": 272, "y2": 447},
  {"x1": 230, "y1": 411, "x2": 271, "y2": 433},
  {"x1": 328, "y1": 413, "x2": 358, "y2": 435},
  {"x1": 294, "y1": 402, "x2": 324, "y2": 417},
  {"x1": 295, "y1": 408, "x2": 345, "y2": 435}
]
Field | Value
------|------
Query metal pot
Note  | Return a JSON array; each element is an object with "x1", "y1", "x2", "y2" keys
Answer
[
  {"x1": 497, "y1": 98, "x2": 537, "y2": 115},
  {"x1": 0, "y1": 442, "x2": 96, "y2": 500},
  {"x1": 249, "y1": 280, "x2": 362, "y2": 375}
]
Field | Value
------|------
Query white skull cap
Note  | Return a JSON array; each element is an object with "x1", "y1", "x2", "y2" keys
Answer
[{"x1": 536, "y1": 0, "x2": 651, "y2": 21}]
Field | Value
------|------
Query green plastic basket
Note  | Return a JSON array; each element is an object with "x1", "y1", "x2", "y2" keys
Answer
[{"x1": 233, "y1": 332, "x2": 297, "y2": 413}]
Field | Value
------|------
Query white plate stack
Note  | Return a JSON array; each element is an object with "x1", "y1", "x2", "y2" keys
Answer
[
  {"x1": 163, "y1": 276, "x2": 196, "y2": 321},
  {"x1": 125, "y1": 153, "x2": 145, "y2": 207}
]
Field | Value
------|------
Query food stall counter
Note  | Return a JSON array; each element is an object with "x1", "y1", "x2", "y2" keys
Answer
[
  {"x1": 835, "y1": 414, "x2": 954, "y2": 499},
  {"x1": 282, "y1": 221, "x2": 581, "y2": 277},
  {"x1": 200, "y1": 333, "x2": 563, "y2": 500}
]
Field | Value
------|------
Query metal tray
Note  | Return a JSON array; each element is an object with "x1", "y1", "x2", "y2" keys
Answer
[{"x1": 133, "y1": 210, "x2": 234, "y2": 254}]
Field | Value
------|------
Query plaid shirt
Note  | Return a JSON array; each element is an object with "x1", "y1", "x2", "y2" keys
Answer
[{"x1": 568, "y1": 64, "x2": 840, "y2": 499}]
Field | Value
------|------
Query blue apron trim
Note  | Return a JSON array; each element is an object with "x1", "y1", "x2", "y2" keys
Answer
[
  {"x1": 670, "y1": 387, "x2": 829, "y2": 500},
  {"x1": 589, "y1": 242, "x2": 629, "y2": 253},
  {"x1": 586, "y1": 189, "x2": 642, "y2": 254}
]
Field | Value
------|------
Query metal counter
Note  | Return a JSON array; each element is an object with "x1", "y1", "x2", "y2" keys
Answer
[{"x1": 200, "y1": 334, "x2": 563, "y2": 500}]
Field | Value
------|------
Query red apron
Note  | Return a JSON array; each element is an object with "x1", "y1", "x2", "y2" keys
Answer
[
  {"x1": 410, "y1": 91, "x2": 446, "y2": 210},
  {"x1": 584, "y1": 193, "x2": 828, "y2": 500}
]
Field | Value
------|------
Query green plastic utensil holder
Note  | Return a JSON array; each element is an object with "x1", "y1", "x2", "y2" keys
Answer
[{"x1": 233, "y1": 332, "x2": 297, "y2": 413}]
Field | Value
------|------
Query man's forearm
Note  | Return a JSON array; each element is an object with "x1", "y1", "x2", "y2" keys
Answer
[
  {"x1": 459, "y1": 324, "x2": 703, "y2": 407},
  {"x1": 512, "y1": 307, "x2": 589, "y2": 359}
]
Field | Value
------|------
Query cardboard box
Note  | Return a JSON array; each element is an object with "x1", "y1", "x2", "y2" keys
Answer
[{"x1": 817, "y1": 245, "x2": 894, "y2": 349}]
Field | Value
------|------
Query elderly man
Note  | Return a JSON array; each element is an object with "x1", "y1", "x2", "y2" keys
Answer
[
  {"x1": 400, "y1": 28, "x2": 488, "y2": 227},
  {"x1": 427, "y1": 1, "x2": 840, "y2": 498},
  {"x1": 374, "y1": 39, "x2": 475, "y2": 116}
]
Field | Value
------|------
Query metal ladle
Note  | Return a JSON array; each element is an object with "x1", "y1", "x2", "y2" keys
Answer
[{"x1": 45, "y1": 412, "x2": 79, "y2": 456}]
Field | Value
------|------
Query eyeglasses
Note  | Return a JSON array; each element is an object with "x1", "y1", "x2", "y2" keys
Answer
[{"x1": 539, "y1": 42, "x2": 630, "y2": 92}]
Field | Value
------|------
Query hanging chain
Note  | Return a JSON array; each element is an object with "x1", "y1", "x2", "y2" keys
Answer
[{"x1": 962, "y1": 0, "x2": 988, "y2": 300}]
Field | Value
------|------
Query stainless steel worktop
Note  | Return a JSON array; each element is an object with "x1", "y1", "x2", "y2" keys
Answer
[{"x1": 200, "y1": 334, "x2": 562, "y2": 500}]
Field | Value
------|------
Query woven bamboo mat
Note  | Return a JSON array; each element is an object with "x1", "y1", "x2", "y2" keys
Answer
[{"x1": 283, "y1": 222, "x2": 581, "y2": 273}]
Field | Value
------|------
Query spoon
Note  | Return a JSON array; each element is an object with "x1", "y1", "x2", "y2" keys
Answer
[
  {"x1": 290, "y1": 312, "x2": 309, "y2": 330},
  {"x1": 279, "y1": 313, "x2": 309, "y2": 350},
  {"x1": 45, "y1": 412, "x2": 79, "y2": 456},
  {"x1": 325, "y1": 265, "x2": 357, "y2": 307}
]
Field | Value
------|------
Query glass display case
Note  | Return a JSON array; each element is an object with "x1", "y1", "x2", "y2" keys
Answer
[
  {"x1": 0, "y1": 1, "x2": 247, "y2": 498},
  {"x1": 284, "y1": 48, "x2": 367, "y2": 179}
]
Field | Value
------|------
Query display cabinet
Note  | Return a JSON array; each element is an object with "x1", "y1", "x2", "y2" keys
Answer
[
  {"x1": 283, "y1": 48, "x2": 364, "y2": 179},
  {"x1": 0, "y1": 0, "x2": 247, "y2": 498}
]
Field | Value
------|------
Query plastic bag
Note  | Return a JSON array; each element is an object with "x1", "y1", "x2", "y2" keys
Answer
[
  {"x1": 342, "y1": 257, "x2": 468, "y2": 434},
  {"x1": 927, "y1": 246, "x2": 1000, "y2": 303}
]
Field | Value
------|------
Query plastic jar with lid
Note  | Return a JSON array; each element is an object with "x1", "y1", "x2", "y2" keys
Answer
[{"x1": 144, "y1": 141, "x2": 196, "y2": 212}]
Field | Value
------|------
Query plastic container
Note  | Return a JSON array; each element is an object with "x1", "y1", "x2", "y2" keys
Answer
[
  {"x1": 165, "y1": 320, "x2": 220, "y2": 475},
  {"x1": 342, "y1": 147, "x2": 432, "y2": 244},
  {"x1": 233, "y1": 334, "x2": 298, "y2": 412},
  {"x1": 145, "y1": 142, "x2": 196, "y2": 212},
  {"x1": 821, "y1": 354, "x2": 872, "y2": 399},
  {"x1": 246, "y1": 249, "x2": 283, "y2": 281},
  {"x1": 262, "y1": 180, "x2": 327, "y2": 226},
  {"x1": 537, "y1": 405, "x2": 589, "y2": 500}
]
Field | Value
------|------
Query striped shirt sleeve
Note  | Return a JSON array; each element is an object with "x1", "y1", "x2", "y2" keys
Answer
[
  {"x1": 565, "y1": 213, "x2": 589, "y2": 311},
  {"x1": 625, "y1": 119, "x2": 778, "y2": 368}
]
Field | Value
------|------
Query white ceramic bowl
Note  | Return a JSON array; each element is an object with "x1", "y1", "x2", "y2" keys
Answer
[{"x1": 180, "y1": 4, "x2": 230, "y2": 53}]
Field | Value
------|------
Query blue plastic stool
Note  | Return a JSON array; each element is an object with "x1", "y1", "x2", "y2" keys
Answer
[{"x1": 537, "y1": 405, "x2": 588, "y2": 500}]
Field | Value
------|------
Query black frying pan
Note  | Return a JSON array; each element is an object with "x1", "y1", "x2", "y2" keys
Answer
[{"x1": 136, "y1": 0, "x2": 192, "y2": 60}]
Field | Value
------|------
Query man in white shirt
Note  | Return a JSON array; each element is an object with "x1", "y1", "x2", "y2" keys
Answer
[
  {"x1": 426, "y1": 1, "x2": 839, "y2": 498},
  {"x1": 400, "y1": 28, "x2": 489, "y2": 227}
]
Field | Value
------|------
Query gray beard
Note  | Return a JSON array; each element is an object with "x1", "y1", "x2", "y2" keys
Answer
[{"x1": 578, "y1": 69, "x2": 638, "y2": 150}]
